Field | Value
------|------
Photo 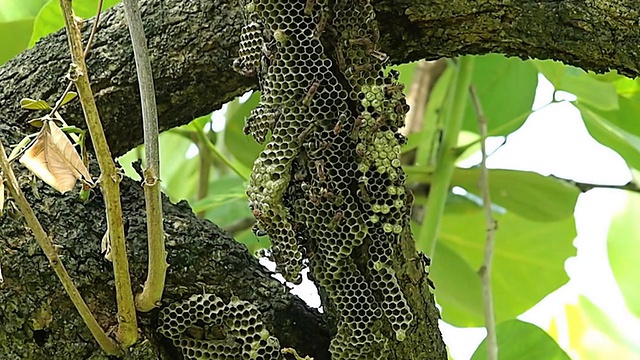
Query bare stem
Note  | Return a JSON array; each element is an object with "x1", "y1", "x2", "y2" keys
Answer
[
  {"x1": 0, "y1": 142, "x2": 122, "y2": 355},
  {"x1": 470, "y1": 85, "x2": 498, "y2": 360},
  {"x1": 59, "y1": 0, "x2": 138, "y2": 347},
  {"x1": 419, "y1": 56, "x2": 474, "y2": 256},
  {"x1": 50, "y1": 0, "x2": 104, "y2": 117},
  {"x1": 121, "y1": 0, "x2": 167, "y2": 313}
]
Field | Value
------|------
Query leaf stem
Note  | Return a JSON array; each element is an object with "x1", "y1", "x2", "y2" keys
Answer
[
  {"x1": 418, "y1": 56, "x2": 474, "y2": 256},
  {"x1": 470, "y1": 85, "x2": 498, "y2": 360},
  {"x1": 0, "y1": 141, "x2": 122, "y2": 355},
  {"x1": 122, "y1": 0, "x2": 167, "y2": 313},
  {"x1": 192, "y1": 125, "x2": 250, "y2": 181},
  {"x1": 59, "y1": 0, "x2": 138, "y2": 347}
]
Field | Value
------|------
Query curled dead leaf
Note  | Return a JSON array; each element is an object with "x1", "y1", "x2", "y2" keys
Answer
[{"x1": 19, "y1": 121, "x2": 93, "y2": 193}]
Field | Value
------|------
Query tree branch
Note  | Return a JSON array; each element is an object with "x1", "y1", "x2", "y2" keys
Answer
[{"x1": 0, "y1": 0, "x2": 637, "y2": 159}]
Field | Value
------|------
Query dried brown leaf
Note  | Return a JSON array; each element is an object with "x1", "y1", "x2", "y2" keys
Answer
[{"x1": 19, "y1": 121, "x2": 92, "y2": 193}]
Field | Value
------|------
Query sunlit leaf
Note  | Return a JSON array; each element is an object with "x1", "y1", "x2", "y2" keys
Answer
[
  {"x1": 536, "y1": 60, "x2": 618, "y2": 111},
  {"x1": 453, "y1": 168, "x2": 580, "y2": 222},
  {"x1": 30, "y1": 0, "x2": 122, "y2": 46},
  {"x1": 471, "y1": 320, "x2": 570, "y2": 360},
  {"x1": 430, "y1": 240, "x2": 484, "y2": 326},
  {"x1": 462, "y1": 55, "x2": 538, "y2": 136},
  {"x1": 0, "y1": 173, "x2": 4, "y2": 216},
  {"x1": 428, "y1": 210, "x2": 576, "y2": 326},
  {"x1": 159, "y1": 132, "x2": 199, "y2": 202},
  {"x1": 20, "y1": 98, "x2": 51, "y2": 110},
  {"x1": 564, "y1": 297, "x2": 640, "y2": 358},
  {"x1": 19, "y1": 121, "x2": 92, "y2": 193},
  {"x1": 224, "y1": 93, "x2": 263, "y2": 169},
  {"x1": 60, "y1": 91, "x2": 77, "y2": 106},
  {"x1": 405, "y1": 167, "x2": 580, "y2": 221},
  {"x1": 607, "y1": 191, "x2": 640, "y2": 318},
  {"x1": 577, "y1": 102, "x2": 640, "y2": 170}
]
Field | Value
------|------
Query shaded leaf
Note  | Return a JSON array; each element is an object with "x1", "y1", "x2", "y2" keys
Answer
[
  {"x1": 20, "y1": 98, "x2": 51, "y2": 110},
  {"x1": 471, "y1": 320, "x2": 570, "y2": 360},
  {"x1": 190, "y1": 185, "x2": 247, "y2": 213},
  {"x1": 19, "y1": 121, "x2": 92, "y2": 193},
  {"x1": 428, "y1": 210, "x2": 576, "y2": 326},
  {"x1": 607, "y1": 191, "x2": 640, "y2": 318}
]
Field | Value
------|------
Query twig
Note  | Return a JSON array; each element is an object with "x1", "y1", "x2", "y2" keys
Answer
[
  {"x1": 122, "y1": 0, "x2": 167, "y2": 313},
  {"x1": 192, "y1": 133, "x2": 212, "y2": 219},
  {"x1": 59, "y1": 0, "x2": 138, "y2": 347},
  {"x1": 49, "y1": 0, "x2": 104, "y2": 117},
  {"x1": 192, "y1": 124, "x2": 250, "y2": 181},
  {"x1": 418, "y1": 57, "x2": 475, "y2": 256},
  {"x1": 470, "y1": 85, "x2": 498, "y2": 360},
  {"x1": 224, "y1": 217, "x2": 256, "y2": 236},
  {"x1": 0, "y1": 141, "x2": 122, "y2": 355}
]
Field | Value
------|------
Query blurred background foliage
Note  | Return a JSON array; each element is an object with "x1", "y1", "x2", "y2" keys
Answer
[{"x1": 2, "y1": 1, "x2": 640, "y2": 358}]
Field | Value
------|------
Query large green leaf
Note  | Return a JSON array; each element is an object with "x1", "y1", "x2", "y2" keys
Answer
[
  {"x1": 577, "y1": 296, "x2": 640, "y2": 354},
  {"x1": 430, "y1": 210, "x2": 576, "y2": 326},
  {"x1": 430, "y1": 240, "x2": 484, "y2": 326},
  {"x1": 405, "y1": 166, "x2": 580, "y2": 222},
  {"x1": 0, "y1": 0, "x2": 48, "y2": 64},
  {"x1": 471, "y1": 320, "x2": 570, "y2": 360},
  {"x1": 607, "y1": 191, "x2": 640, "y2": 318},
  {"x1": 0, "y1": 19, "x2": 35, "y2": 65},
  {"x1": 535, "y1": 59, "x2": 619, "y2": 111},
  {"x1": 452, "y1": 168, "x2": 580, "y2": 222},
  {"x1": 29, "y1": 0, "x2": 121, "y2": 46},
  {"x1": 577, "y1": 102, "x2": 640, "y2": 170},
  {"x1": 160, "y1": 131, "x2": 198, "y2": 202},
  {"x1": 224, "y1": 93, "x2": 263, "y2": 169},
  {"x1": 462, "y1": 54, "x2": 538, "y2": 136}
]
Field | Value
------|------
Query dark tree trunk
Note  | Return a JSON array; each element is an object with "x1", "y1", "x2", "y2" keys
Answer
[{"x1": 0, "y1": 0, "x2": 636, "y2": 358}]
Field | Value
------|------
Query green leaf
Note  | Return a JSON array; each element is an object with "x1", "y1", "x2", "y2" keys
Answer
[
  {"x1": 607, "y1": 191, "x2": 640, "y2": 318},
  {"x1": 20, "y1": 98, "x2": 51, "y2": 110},
  {"x1": 0, "y1": 19, "x2": 34, "y2": 65},
  {"x1": 224, "y1": 93, "x2": 264, "y2": 169},
  {"x1": 430, "y1": 240, "x2": 484, "y2": 326},
  {"x1": 535, "y1": 59, "x2": 618, "y2": 111},
  {"x1": 0, "y1": 0, "x2": 49, "y2": 21},
  {"x1": 462, "y1": 54, "x2": 538, "y2": 136},
  {"x1": 159, "y1": 131, "x2": 198, "y2": 202},
  {"x1": 577, "y1": 296, "x2": 640, "y2": 354},
  {"x1": 30, "y1": 0, "x2": 121, "y2": 46},
  {"x1": 577, "y1": 102, "x2": 640, "y2": 170},
  {"x1": 190, "y1": 183, "x2": 247, "y2": 213},
  {"x1": 471, "y1": 320, "x2": 570, "y2": 360},
  {"x1": 0, "y1": 0, "x2": 48, "y2": 64},
  {"x1": 431, "y1": 210, "x2": 576, "y2": 326},
  {"x1": 452, "y1": 169, "x2": 580, "y2": 222},
  {"x1": 60, "y1": 91, "x2": 77, "y2": 106}
]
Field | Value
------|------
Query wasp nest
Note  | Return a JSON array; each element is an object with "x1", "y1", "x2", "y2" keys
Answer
[
  {"x1": 158, "y1": 294, "x2": 281, "y2": 359},
  {"x1": 235, "y1": 0, "x2": 415, "y2": 358}
]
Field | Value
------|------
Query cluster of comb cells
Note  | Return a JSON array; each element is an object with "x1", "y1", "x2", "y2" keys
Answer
[
  {"x1": 232, "y1": 0, "x2": 416, "y2": 358},
  {"x1": 158, "y1": 294, "x2": 281, "y2": 359}
]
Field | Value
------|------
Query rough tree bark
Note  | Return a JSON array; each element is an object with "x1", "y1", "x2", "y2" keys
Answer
[{"x1": 0, "y1": 0, "x2": 637, "y2": 359}]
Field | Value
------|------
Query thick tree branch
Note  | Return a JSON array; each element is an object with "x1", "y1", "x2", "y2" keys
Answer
[
  {"x1": 0, "y1": 0, "x2": 636, "y2": 158},
  {"x1": 0, "y1": 174, "x2": 330, "y2": 358}
]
